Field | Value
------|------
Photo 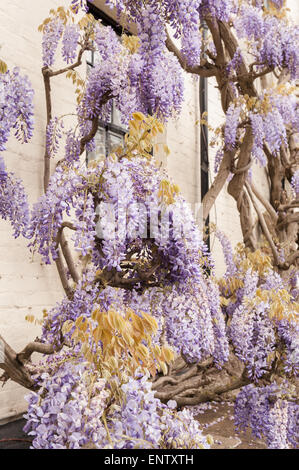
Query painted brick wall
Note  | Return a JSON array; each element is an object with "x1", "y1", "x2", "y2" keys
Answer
[{"x1": 0, "y1": 0, "x2": 81, "y2": 421}]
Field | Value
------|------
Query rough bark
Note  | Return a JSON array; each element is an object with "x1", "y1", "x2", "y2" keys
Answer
[
  {"x1": 0, "y1": 335, "x2": 61, "y2": 390},
  {"x1": 152, "y1": 351, "x2": 251, "y2": 407}
]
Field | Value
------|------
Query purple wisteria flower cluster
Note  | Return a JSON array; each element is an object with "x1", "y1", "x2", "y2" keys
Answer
[
  {"x1": 70, "y1": 0, "x2": 93, "y2": 14},
  {"x1": 41, "y1": 0, "x2": 93, "y2": 67},
  {"x1": 24, "y1": 357, "x2": 210, "y2": 449},
  {"x1": 46, "y1": 117, "x2": 64, "y2": 159},
  {"x1": 234, "y1": 4, "x2": 299, "y2": 79},
  {"x1": 0, "y1": 66, "x2": 34, "y2": 236},
  {"x1": 0, "y1": 171, "x2": 30, "y2": 238},
  {"x1": 62, "y1": 24, "x2": 80, "y2": 64},
  {"x1": 251, "y1": 89, "x2": 299, "y2": 161},
  {"x1": 24, "y1": 354, "x2": 110, "y2": 449},
  {"x1": 219, "y1": 250, "x2": 299, "y2": 381},
  {"x1": 1, "y1": 0, "x2": 298, "y2": 451},
  {"x1": 27, "y1": 163, "x2": 87, "y2": 264},
  {"x1": 42, "y1": 18, "x2": 64, "y2": 67},
  {"x1": 235, "y1": 382, "x2": 298, "y2": 449},
  {"x1": 0, "y1": 67, "x2": 34, "y2": 153},
  {"x1": 224, "y1": 87, "x2": 299, "y2": 163},
  {"x1": 78, "y1": 18, "x2": 184, "y2": 128},
  {"x1": 224, "y1": 103, "x2": 241, "y2": 150},
  {"x1": 31, "y1": 138, "x2": 229, "y2": 367}
]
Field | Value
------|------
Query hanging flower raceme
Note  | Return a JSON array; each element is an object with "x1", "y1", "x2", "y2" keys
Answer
[
  {"x1": 199, "y1": 0, "x2": 237, "y2": 22},
  {"x1": 0, "y1": 161, "x2": 30, "y2": 238},
  {"x1": 224, "y1": 103, "x2": 241, "y2": 150},
  {"x1": 70, "y1": 0, "x2": 93, "y2": 14},
  {"x1": 0, "y1": 67, "x2": 34, "y2": 152},
  {"x1": 218, "y1": 245, "x2": 299, "y2": 381},
  {"x1": 0, "y1": 66, "x2": 33, "y2": 237},
  {"x1": 234, "y1": 5, "x2": 299, "y2": 80},
  {"x1": 24, "y1": 356, "x2": 211, "y2": 449},
  {"x1": 27, "y1": 163, "x2": 88, "y2": 264},
  {"x1": 235, "y1": 382, "x2": 298, "y2": 449},
  {"x1": 42, "y1": 17, "x2": 64, "y2": 67},
  {"x1": 62, "y1": 23, "x2": 80, "y2": 63}
]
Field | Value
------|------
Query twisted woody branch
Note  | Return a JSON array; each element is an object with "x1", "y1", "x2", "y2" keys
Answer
[{"x1": 0, "y1": 334, "x2": 63, "y2": 390}]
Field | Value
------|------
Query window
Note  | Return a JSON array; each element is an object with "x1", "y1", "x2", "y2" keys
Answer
[{"x1": 86, "y1": 2, "x2": 128, "y2": 163}]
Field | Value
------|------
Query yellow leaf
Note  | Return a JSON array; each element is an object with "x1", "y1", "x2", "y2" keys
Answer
[
  {"x1": 122, "y1": 330, "x2": 134, "y2": 347},
  {"x1": 161, "y1": 346, "x2": 174, "y2": 363},
  {"x1": 132, "y1": 112, "x2": 146, "y2": 122},
  {"x1": 0, "y1": 60, "x2": 7, "y2": 74},
  {"x1": 163, "y1": 144, "x2": 171, "y2": 156},
  {"x1": 141, "y1": 312, "x2": 158, "y2": 333},
  {"x1": 136, "y1": 344, "x2": 149, "y2": 358},
  {"x1": 159, "y1": 361, "x2": 168, "y2": 376},
  {"x1": 93, "y1": 326, "x2": 102, "y2": 343},
  {"x1": 62, "y1": 320, "x2": 74, "y2": 335},
  {"x1": 25, "y1": 314, "x2": 35, "y2": 323}
]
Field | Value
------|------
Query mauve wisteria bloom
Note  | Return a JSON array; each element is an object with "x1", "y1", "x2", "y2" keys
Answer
[
  {"x1": 27, "y1": 163, "x2": 86, "y2": 264},
  {"x1": 24, "y1": 360, "x2": 210, "y2": 449},
  {"x1": 70, "y1": 0, "x2": 92, "y2": 14},
  {"x1": 46, "y1": 117, "x2": 64, "y2": 158},
  {"x1": 0, "y1": 67, "x2": 33, "y2": 237},
  {"x1": 235, "y1": 382, "x2": 298, "y2": 449},
  {"x1": 234, "y1": 5, "x2": 299, "y2": 79},
  {"x1": 62, "y1": 24, "x2": 80, "y2": 63},
  {"x1": 224, "y1": 103, "x2": 241, "y2": 149},
  {"x1": 42, "y1": 17, "x2": 64, "y2": 67},
  {"x1": 0, "y1": 170, "x2": 30, "y2": 238},
  {"x1": 215, "y1": 230, "x2": 237, "y2": 277},
  {"x1": 0, "y1": 67, "x2": 34, "y2": 152}
]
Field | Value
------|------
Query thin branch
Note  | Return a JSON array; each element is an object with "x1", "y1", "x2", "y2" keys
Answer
[
  {"x1": 231, "y1": 158, "x2": 252, "y2": 175},
  {"x1": 165, "y1": 30, "x2": 217, "y2": 77},
  {"x1": 205, "y1": 17, "x2": 225, "y2": 66},
  {"x1": 79, "y1": 91, "x2": 114, "y2": 156},
  {"x1": 0, "y1": 334, "x2": 64, "y2": 390},
  {"x1": 47, "y1": 47, "x2": 86, "y2": 77},
  {"x1": 276, "y1": 213, "x2": 299, "y2": 229},
  {"x1": 17, "y1": 341, "x2": 62, "y2": 364},
  {"x1": 55, "y1": 250, "x2": 74, "y2": 299},
  {"x1": 249, "y1": 181, "x2": 278, "y2": 222},
  {"x1": 245, "y1": 181, "x2": 280, "y2": 265},
  {"x1": 60, "y1": 233, "x2": 80, "y2": 284},
  {"x1": 42, "y1": 67, "x2": 52, "y2": 192},
  {"x1": 218, "y1": 20, "x2": 258, "y2": 98},
  {"x1": 284, "y1": 250, "x2": 299, "y2": 268},
  {"x1": 55, "y1": 222, "x2": 79, "y2": 284},
  {"x1": 202, "y1": 150, "x2": 235, "y2": 222},
  {"x1": 251, "y1": 67, "x2": 274, "y2": 80},
  {"x1": 277, "y1": 201, "x2": 299, "y2": 211}
]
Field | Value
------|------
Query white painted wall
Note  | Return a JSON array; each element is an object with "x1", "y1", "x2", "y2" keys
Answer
[{"x1": 0, "y1": 0, "x2": 80, "y2": 421}]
